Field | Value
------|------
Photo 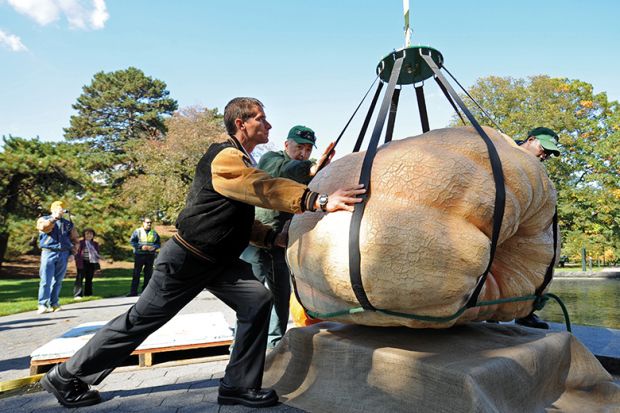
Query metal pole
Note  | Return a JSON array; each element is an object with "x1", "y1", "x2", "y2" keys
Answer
[
  {"x1": 403, "y1": 0, "x2": 412, "y2": 47},
  {"x1": 581, "y1": 247, "x2": 587, "y2": 271}
]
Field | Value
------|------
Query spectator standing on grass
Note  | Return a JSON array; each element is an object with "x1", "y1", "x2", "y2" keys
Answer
[
  {"x1": 73, "y1": 228, "x2": 101, "y2": 299},
  {"x1": 128, "y1": 217, "x2": 160, "y2": 296},
  {"x1": 36, "y1": 200, "x2": 79, "y2": 314}
]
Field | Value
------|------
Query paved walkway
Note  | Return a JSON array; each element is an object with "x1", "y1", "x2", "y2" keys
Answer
[
  {"x1": 0, "y1": 292, "x2": 305, "y2": 412},
  {"x1": 0, "y1": 288, "x2": 618, "y2": 411}
]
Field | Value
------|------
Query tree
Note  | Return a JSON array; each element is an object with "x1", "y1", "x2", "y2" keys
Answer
[
  {"x1": 0, "y1": 136, "x2": 85, "y2": 265},
  {"x1": 64, "y1": 67, "x2": 178, "y2": 188},
  {"x1": 54, "y1": 67, "x2": 179, "y2": 258},
  {"x1": 65, "y1": 67, "x2": 178, "y2": 154},
  {"x1": 451, "y1": 75, "x2": 620, "y2": 262},
  {"x1": 120, "y1": 106, "x2": 227, "y2": 223}
]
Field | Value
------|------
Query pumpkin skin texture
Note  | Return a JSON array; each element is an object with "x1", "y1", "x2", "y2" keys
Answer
[{"x1": 286, "y1": 126, "x2": 559, "y2": 328}]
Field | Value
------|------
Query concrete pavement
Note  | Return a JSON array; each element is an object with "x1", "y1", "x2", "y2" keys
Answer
[{"x1": 0, "y1": 291, "x2": 305, "y2": 412}]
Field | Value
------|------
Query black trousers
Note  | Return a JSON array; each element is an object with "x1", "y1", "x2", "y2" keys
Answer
[
  {"x1": 130, "y1": 254, "x2": 155, "y2": 294},
  {"x1": 74, "y1": 261, "x2": 96, "y2": 297},
  {"x1": 64, "y1": 240, "x2": 272, "y2": 389}
]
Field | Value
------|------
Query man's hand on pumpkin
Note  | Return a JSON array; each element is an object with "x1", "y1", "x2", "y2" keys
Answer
[{"x1": 321, "y1": 184, "x2": 365, "y2": 213}]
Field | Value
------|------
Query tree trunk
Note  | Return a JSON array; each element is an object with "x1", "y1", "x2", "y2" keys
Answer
[
  {"x1": 0, "y1": 174, "x2": 24, "y2": 266},
  {"x1": 0, "y1": 232, "x2": 8, "y2": 268}
]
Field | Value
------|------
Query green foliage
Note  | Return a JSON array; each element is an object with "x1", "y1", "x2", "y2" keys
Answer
[
  {"x1": 452, "y1": 75, "x2": 620, "y2": 261},
  {"x1": 6, "y1": 218, "x2": 38, "y2": 257},
  {"x1": 64, "y1": 67, "x2": 178, "y2": 153},
  {"x1": 120, "y1": 106, "x2": 226, "y2": 223},
  {"x1": 0, "y1": 136, "x2": 86, "y2": 263},
  {"x1": 64, "y1": 67, "x2": 178, "y2": 188},
  {"x1": 56, "y1": 68, "x2": 179, "y2": 258}
]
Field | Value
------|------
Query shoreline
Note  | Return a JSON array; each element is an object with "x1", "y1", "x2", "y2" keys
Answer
[{"x1": 554, "y1": 268, "x2": 620, "y2": 279}]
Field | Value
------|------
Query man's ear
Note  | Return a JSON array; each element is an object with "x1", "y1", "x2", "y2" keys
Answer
[
  {"x1": 234, "y1": 118, "x2": 244, "y2": 132},
  {"x1": 284, "y1": 140, "x2": 290, "y2": 151}
]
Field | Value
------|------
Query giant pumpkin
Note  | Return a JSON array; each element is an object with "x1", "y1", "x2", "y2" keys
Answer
[{"x1": 287, "y1": 126, "x2": 560, "y2": 328}]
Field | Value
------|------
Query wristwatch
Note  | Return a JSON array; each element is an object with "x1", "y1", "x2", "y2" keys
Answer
[{"x1": 318, "y1": 194, "x2": 329, "y2": 212}]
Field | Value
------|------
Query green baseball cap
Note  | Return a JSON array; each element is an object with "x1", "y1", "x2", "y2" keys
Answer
[
  {"x1": 287, "y1": 125, "x2": 317, "y2": 147},
  {"x1": 528, "y1": 127, "x2": 560, "y2": 156}
]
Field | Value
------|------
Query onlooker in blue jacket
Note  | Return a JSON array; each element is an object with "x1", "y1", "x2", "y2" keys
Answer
[
  {"x1": 36, "y1": 200, "x2": 79, "y2": 314},
  {"x1": 128, "y1": 217, "x2": 160, "y2": 296}
]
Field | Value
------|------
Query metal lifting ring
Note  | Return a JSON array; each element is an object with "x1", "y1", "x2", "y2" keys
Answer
[{"x1": 376, "y1": 45, "x2": 443, "y2": 85}]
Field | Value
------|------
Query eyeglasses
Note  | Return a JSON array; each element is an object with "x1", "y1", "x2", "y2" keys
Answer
[{"x1": 296, "y1": 130, "x2": 315, "y2": 140}]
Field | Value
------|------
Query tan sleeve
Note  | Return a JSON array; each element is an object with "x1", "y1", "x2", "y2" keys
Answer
[
  {"x1": 36, "y1": 217, "x2": 55, "y2": 233},
  {"x1": 212, "y1": 147, "x2": 312, "y2": 213}
]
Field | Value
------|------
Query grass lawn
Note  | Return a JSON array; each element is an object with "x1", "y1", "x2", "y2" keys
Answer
[
  {"x1": 0, "y1": 268, "x2": 133, "y2": 317},
  {"x1": 554, "y1": 265, "x2": 609, "y2": 273}
]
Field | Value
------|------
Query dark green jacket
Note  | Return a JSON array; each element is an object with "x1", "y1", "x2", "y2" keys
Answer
[{"x1": 255, "y1": 150, "x2": 314, "y2": 232}]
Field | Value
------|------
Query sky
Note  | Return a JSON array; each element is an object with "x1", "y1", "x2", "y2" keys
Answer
[{"x1": 1, "y1": 0, "x2": 619, "y2": 156}]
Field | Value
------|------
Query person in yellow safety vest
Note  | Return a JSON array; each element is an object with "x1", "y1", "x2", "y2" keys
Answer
[{"x1": 128, "y1": 217, "x2": 160, "y2": 296}]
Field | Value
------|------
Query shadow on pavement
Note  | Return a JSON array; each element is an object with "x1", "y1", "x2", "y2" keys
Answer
[{"x1": 0, "y1": 355, "x2": 31, "y2": 376}]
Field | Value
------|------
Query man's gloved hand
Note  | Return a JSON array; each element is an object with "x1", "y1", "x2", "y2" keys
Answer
[{"x1": 310, "y1": 141, "x2": 336, "y2": 177}]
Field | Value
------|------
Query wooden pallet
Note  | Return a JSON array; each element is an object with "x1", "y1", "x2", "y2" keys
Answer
[
  {"x1": 29, "y1": 313, "x2": 234, "y2": 375},
  {"x1": 30, "y1": 338, "x2": 232, "y2": 375}
]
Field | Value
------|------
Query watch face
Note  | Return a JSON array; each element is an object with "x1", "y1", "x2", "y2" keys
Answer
[{"x1": 319, "y1": 194, "x2": 328, "y2": 209}]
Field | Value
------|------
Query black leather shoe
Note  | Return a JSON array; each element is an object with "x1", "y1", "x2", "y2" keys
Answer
[
  {"x1": 515, "y1": 313, "x2": 549, "y2": 329},
  {"x1": 40, "y1": 365, "x2": 101, "y2": 408},
  {"x1": 218, "y1": 382, "x2": 278, "y2": 408}
]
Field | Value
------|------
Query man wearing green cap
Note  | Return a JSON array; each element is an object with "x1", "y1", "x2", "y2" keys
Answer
[
  {"x1": 515, "y1": 126, "x2": 561, "y2": 329},
  {"x1": 240, "y1": 125, "x2": 335, "y2": 348},
  {"x1": 515, "y1": 126, "x2": 561, "y2": 162}
]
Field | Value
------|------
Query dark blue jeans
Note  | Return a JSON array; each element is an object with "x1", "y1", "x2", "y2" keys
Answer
[{"x1": 38, "y1": 249, "x2": 71, "y2": 307}]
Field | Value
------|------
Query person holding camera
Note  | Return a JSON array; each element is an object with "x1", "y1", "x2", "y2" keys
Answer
[{"x1": 35, "y1": 200, "x2": 79, "y2": 314}]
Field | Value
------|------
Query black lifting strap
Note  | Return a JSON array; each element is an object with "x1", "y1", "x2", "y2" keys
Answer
[
  {"x1": 414, "y1": 84, "x2": 430, "y2": 133},
  {"x1": 353, "y1": 81, "x2": 384, "y2": 153},
  {"x1": 333, "y1": 76, "x2": 380, "y2": 149},
  {"x1": 535, "y1": 208, "x2": 559, "y2": 296},
  {"x1": 420, "y1": 53, "x2": 506, "y2": 308},
  {"x1": 349, "y1": 55, "x2": 405, "y2": 311},
  {"x1": 313, "y1": 76, "x2": 381, "y2": 174},
  {"x1": 434, "y1": 77, "x2": 466, "y2": 126},
  {"x1": 384, "y1": 87, "x2": 401, "y2": 143}
]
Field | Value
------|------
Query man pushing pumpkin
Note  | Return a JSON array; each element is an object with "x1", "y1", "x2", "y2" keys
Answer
[{"x1": 40, "y1": 97, "x2": 365, "y2": 409}]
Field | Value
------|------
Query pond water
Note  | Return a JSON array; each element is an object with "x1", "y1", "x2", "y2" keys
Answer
[{"x1": 537, "y1": 278, "x2": 620, "y2": 329}]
